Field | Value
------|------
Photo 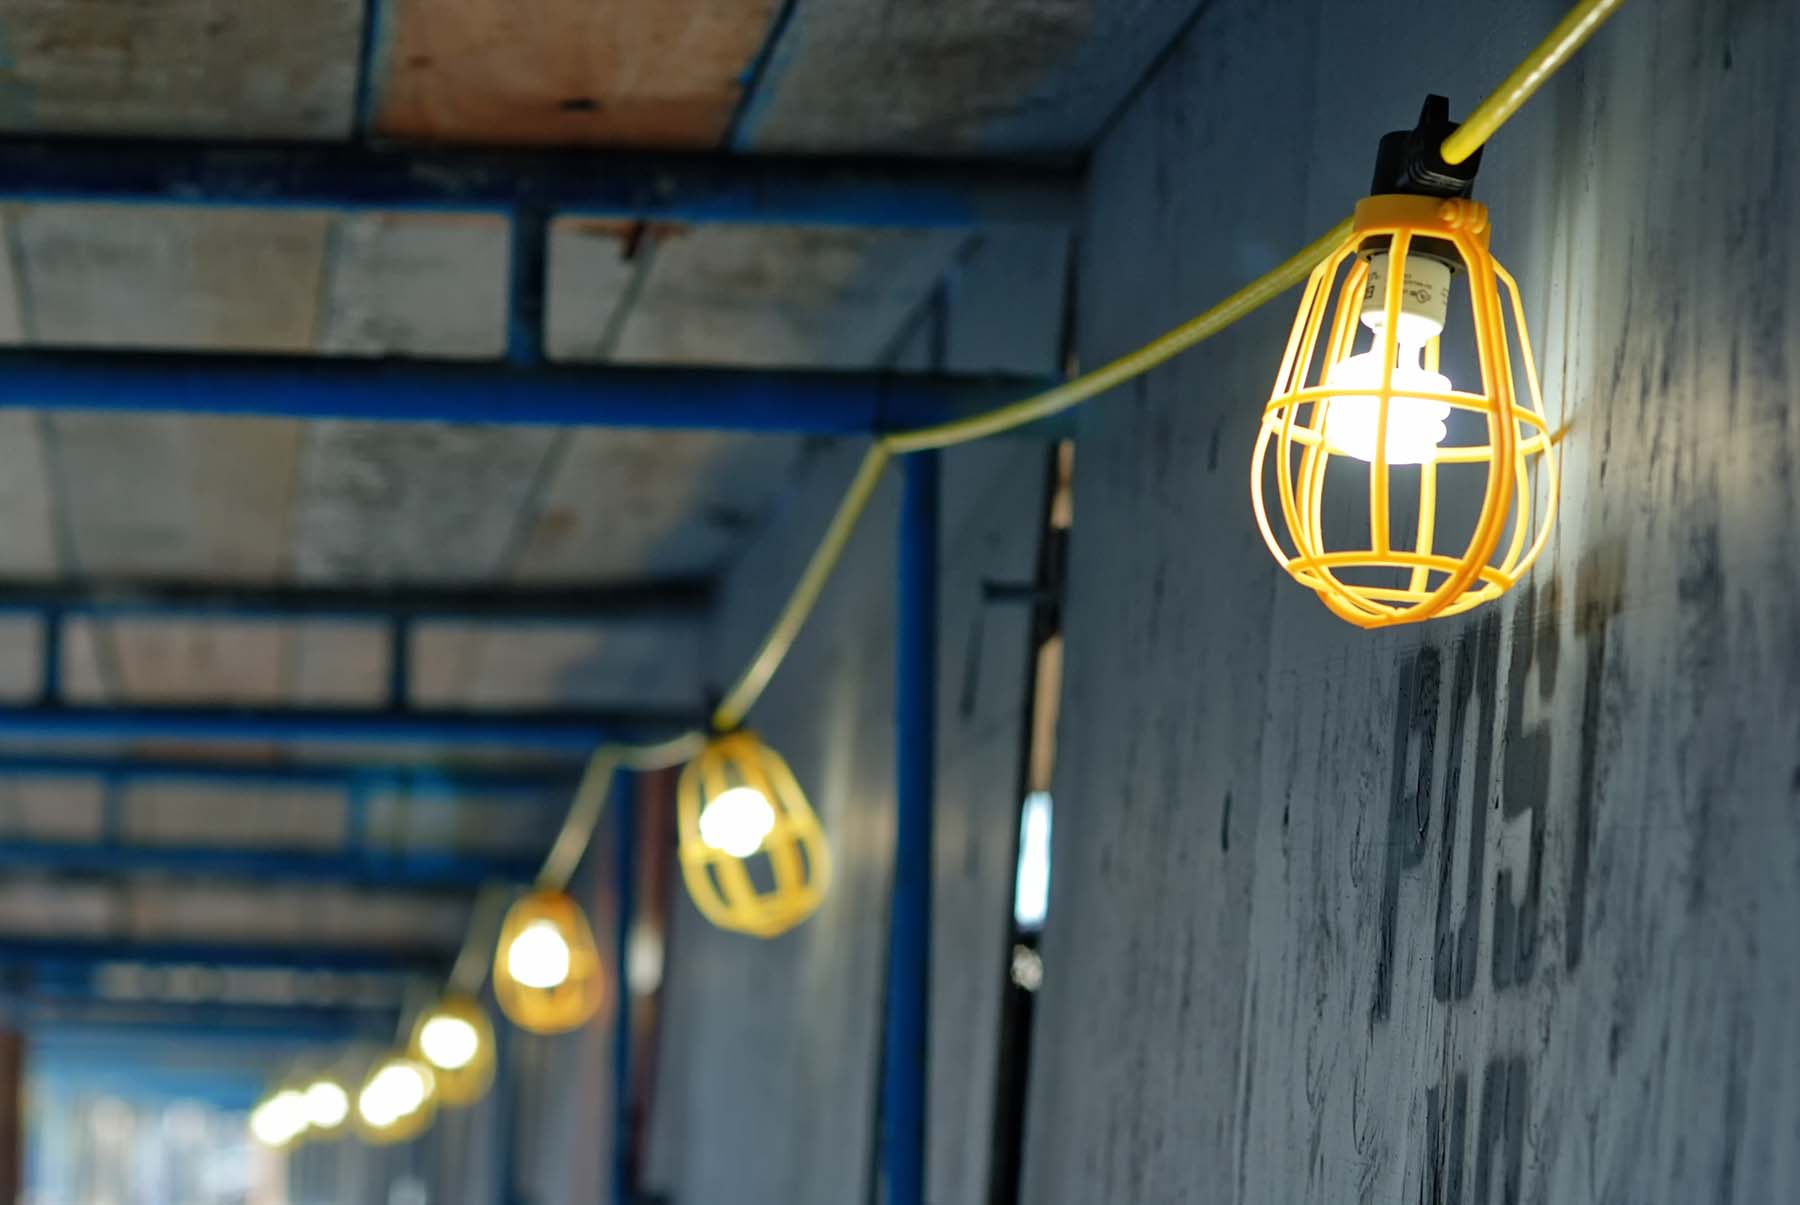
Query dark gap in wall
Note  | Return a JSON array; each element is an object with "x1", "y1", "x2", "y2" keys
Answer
[{"x1": 985, "y1": 438, "x2": 1072, "y2": 1205}]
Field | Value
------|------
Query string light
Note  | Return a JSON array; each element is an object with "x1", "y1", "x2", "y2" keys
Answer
[
  {"x1": 676, "y1": 732, "x2": 832, "y2": 939},
  {"x1": 249, "y1": 1087, "x2": 310, "y2": 1149},
  {"x1": 354, "y1": 1055, "x2": 437, "y2": 1145},
  {"x1": 302, "y1": 1077, "x2": 351, "y2": 1135},
  {"x1": 493, "y1": 889, "x2": 606, "y2": 1034},
  {"x1": 272, "y1": 0, "x2": 1626, "y2": 1145},
  {"x1": 1251, "y1": 97, "x2": 1557, "y2": 627},
  {"x1": 410, "y1": 994, "x2": 497, "y2": 1107}
]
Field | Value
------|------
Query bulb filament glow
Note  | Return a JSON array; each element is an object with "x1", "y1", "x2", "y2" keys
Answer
[
  {"x1": 506, "y1": 918, "x2": 573, "y2": 990},
  {"x1": 303, "y1": 1080, "x2": 349, "y2": 1130},
  {"x1": 250, "y1": 1089, "x2": 309, "y2": 1148},
  {"x1": 697, "y1": 785, "x2": 778, "y2": 858},
  {"x1": 358, "y1": 1062, "x2": 430, "y2": 1129},
  {"x1": 418, "y1": 1015, "x2": 480, "y2": 1071}
]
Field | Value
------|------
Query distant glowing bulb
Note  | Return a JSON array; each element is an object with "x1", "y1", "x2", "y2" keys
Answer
[
  {"x1": 506, "y1": 919, "x2": 572, "y2": 990},
  {"x1": 1323, "y1": 345, "x2": 1453, "y2": 464},
  {"x1": 418, "y1": 1015, "x2": 480, "y2": 1071},
  {"x1": 359, "y1": 1062, "x2": 429, "y2": 1129},
  {"x1": 303, "y1": 1080, "x2": 349, "y2": 1130},
  {"x1": 250, "y1": 1089, "x2": 309, "y2": 1147},
  {"x1": 698, "y1": 786, "x2": 777, "y2": 857}
]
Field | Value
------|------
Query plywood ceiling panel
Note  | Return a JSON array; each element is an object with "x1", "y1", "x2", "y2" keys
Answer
[
  {"x1": 0, "y1": 0, "x2": 362, "y2": 138},
  {"x1": 284, "y1": 421, "x2": 557, "y2": 585},
  {"x1": 15, "y1": 206, "x2": 331, "y2": 352},
  {"x1": 372, "y1": 0, "x2": 780, "y2": 146},
  {"x1": 737, "y1": 0, "x2": 1203, "y2": 155},
  {"x1": 509, "y1": 430, "x2": 802, "y2": 582},
  {"x1": 604, "y1": 225, "x2": 966, "y2": 367},
  {"x1": 318, "y1": 215, "x2": 510, "y2": 359}
]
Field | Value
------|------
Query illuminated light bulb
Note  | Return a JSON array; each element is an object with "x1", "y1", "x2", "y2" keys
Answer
[
  {"x1": 303, "y1": 1079, "x2": 350, "y2": 1133},
  {"x1": 506, "y1": 920, "x2": 572, "y2": 990},
  {"x1": 249, "y1": 1089, "x2": 310, "y2": 1148},
  {"x1": 676, "y1": 732, "x2": 832, "y2": 939},
  {"x1": 419, "y1": 1016, "x2": 479, "y2": 1070},
  {"x1": 1251, "y1": 99, "x2": 1557, "y2": 629},
  {"x1": 493, "y1": 890, "x2": 606, "y2": 1035},
  {"x1": 355, "y1": 1056, "x2": 436, "y2": 1145},
  {"x1": 697, "y1": 785, "x2": 777, "y2": 857},
  {"x1": 1321, "y1": 346, "x2": 1452, "y2": 465},
  {"x1": 1322, "y1": 248, "x2": 1454, "y2": 465},
  {"x1": 409, "y1": 994, "x2": 497, "y2": 1107}
]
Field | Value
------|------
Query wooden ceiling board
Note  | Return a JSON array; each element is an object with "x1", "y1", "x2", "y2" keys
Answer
[
  {"x1": 283, "y1": 420, "x2": 557, "y2": 585},
  {"x1": 39, "y1": 415, "x2": 301, "y2": 582},
  {"x1": 15, "y1": 206, "x2": 331, "y2": 352},
  {"x1": 317, "y1": 214, "x2": 510, "y2": 360},
  {"x1": 0, "y1": 0, "x2": 362, "y2": 138},
  {"x1": 606, "y1": 224, "x2": 967, "y2": 367},
  {"x1": 736, "y1": 0, "x2": 1205, "y2": 155},
  {"x1": 372, "y1": 0, "x2": 781, "y2": 146},
  {"x1": 119, "y1": 782, "x2": 346, "y2": 850},
  {"x1": 508, "y1": 429, "x2": 803, "y2": 582}
]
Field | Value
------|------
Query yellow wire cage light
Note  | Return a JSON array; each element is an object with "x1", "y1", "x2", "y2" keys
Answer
[
  {"x1": 493, "y1": 888, "x2": 607, "y2": 1035},
  {"x1": 676, "y1": 731, "x2": 832, "y2": 939},
  {"x1": 1251, "y1": 143, "x2": 1557, "y2": 628},
  {"x1": 353, "y1": 1053, "x2": 438, "y2": 1146},
  {"x1": 409, "y1": 993, "x2": 497, "y2": 1107}
]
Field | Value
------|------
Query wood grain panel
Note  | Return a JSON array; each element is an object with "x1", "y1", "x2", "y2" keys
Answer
[
  {"x1": 738, "y1": 0, "x2": 1200, "y2": 154},
  {"x1": 372, "y1": 0, "x2": 780, "y2": 146},
  {"x1": 607, "y1": 225, "x2": 966, "y2": 367},
  {"x1": 0, "y1": 0, "x2": 362, "y2": 137}
]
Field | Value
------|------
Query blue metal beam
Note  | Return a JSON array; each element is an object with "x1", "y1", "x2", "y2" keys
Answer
[
  {"x1": 0, "y1": 937, "x2": 449, "y2": 975},
  {"x1": 880, "y1": 450, "x2": 939, "y2": 1205},
  {"x1": 0, "y1": 753, "x2": 574, "y2": 799},
  {"x1": 0, "y1": 137, "x2": 1080, "y2": 227},
  {"x1": 0, "y1": 702, "x2": 696, "y2": 749},
  {"x1": 0, "y1": 576, "x2": 710, "y2": 624},
  {"x1": 17, "y1": 1005, "x2": 399, "y2": 1044},
  {"x1": 0, "y1": 840, "x2": 538, "y2": 888},
  {"x1": 0, "y1": 348, "x2": 1051, "y2": 435}
]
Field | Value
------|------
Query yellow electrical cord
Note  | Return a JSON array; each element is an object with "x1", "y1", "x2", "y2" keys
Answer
[
  {"x1": 710, "y1": 442, "x2": 893, "y2": 732},
  {"x1": 1440, "y1": 0, "x2": 1627, "y2": 166},
  {"x1": 515, "y1": 0, "x2": 1627, "y2": 933},
  {"x1": 881, "y1": 222, "x2": 1353, "y2": 454}
]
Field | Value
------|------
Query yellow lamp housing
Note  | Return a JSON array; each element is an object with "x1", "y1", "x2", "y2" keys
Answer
[
  {"x1": 676, "y1": 731, "x2": 832, "y2": 939},
  {"x1": 493, "y1": 889, "x2": 607, "y2": 1035},
  {"x1": 353, "y1": 1055, "x2": 437, "y2": 1146},
  {"x1": 409, "y1": 994, "x2": 497, "y2": 1107},
  {"x1": 1251, "y1": 191, "x2": 1556, "y2": 627}
]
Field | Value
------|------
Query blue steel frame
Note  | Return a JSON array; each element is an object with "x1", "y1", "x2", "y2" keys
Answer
[
  {"x1": 881, "y1": 450, "x2": 939, "y2": 1205},
  {"x1": 0, "y1": 841, "x2": 537, "y2": 888},
  {"x1": 0, "y1": 116, "x2": 1002, "y2": 1155},
  {"x1": 0, "y1": 348, "x2": 1053, "y2": 434},
  {"x1": 0, "y1": 135, "x2": 1074, "y2": 392}
]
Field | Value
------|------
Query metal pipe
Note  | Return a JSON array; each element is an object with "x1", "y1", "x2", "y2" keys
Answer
[
  {"x1": 0, "y1": 348, "x2": 1053, "y2": 435},
  {"x1": 611, "y1": 771, "x2": 637, "y2": 1205},
  {"x1": 0, "y1": 575, "x2": 709, "y2": 624},
  {"x1": 0, "y1": 137, "x2": 1080, "y2": 228},
  {"x1": 0, "y1": 753, "x2": 575, "y2": 796},
  {"x1": 16, "y1": 1007, "x2": 400, "y2": 1043},
  {"x1": 0, "y1": 841, "x2": 538, "y2": 888},
  {"x1": 0, "y1": 703, "x2": 698, "y2": 750},
  {"x1": 880, "y1": 450, "x2": 939, "y2": 1205},
  {"x1": 0, "y1": 937, "x2": 449, "y2": 974}
]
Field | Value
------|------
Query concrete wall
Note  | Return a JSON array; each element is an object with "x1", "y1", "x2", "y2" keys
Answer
[{"x1": 1024, "y1": 0, "x2": 1800, "y2": 1203}]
